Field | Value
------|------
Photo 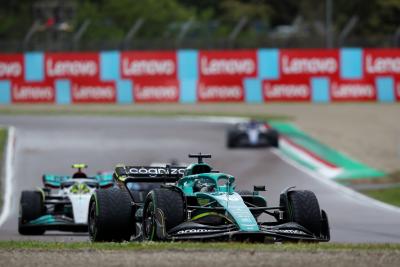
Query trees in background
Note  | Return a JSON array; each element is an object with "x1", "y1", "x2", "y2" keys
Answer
[{"x1": 0, "y1": 0, "x2": 399, "y2": 48}]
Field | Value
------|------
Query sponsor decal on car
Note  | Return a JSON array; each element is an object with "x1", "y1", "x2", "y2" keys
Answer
[
  {"x1": 0, "y1": 54, "x2": 23, "y2": 81},
  {"x1": 134, "y1": 80, "x2": 179, "y2": 103},
  {"x1": 280, "y1": 49, "x2": 339, "y2": 77},
  {"x1": 364, "y1": 49, "x2": 400, "y2": 76},
  {"x1": 45, "y1": 52, "x2": 99, "y2": 80},
  {"x1": 176, "y1": 228, "x2": 217, "y2": 234},
  {"x1": 12, "y1": 81, "x2": 55, "y2": 103},
  {"x1": 199, "y1": 50, "x2": 257, "y2": 79},
  {"x1": 197, "y1": 79, "x2": 244, "y2": 102},
  {"x1": 126, "y1": 167, "x2": 186, "y2": 177},
  {"x1": 266, "y1": 229, "x2": 307, "y2": 235},
  {"x1": 72, "y1": 81, "x2": 116, "y2": 103},
  {"x1": 263, "y1": 79, "x2": 311, "y2": 102},
  {"x1": 121, "y1": 51, "x2": 177, "y2": 80},
  {"x1": 330, "y1": 79, "x2": 376, "y2": 101}
]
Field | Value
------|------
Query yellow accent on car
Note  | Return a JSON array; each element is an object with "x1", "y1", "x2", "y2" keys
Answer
[
  {"x1": 70, "y1": 182, "x2": 90, "y2": 194},
  {"x1": 191, "y1": 212, "x2": 234, "y2": 224},
  {"x1": 72, "y1": 163, "x2": 88, "y2": 169}
]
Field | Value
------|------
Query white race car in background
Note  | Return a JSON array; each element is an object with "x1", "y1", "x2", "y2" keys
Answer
[
  {"x1": 226, "y1": 120, "x2": 279, "y2": 148},
  {"x1": 18, "y1": 164, "x2": 114, "y2": 235}
]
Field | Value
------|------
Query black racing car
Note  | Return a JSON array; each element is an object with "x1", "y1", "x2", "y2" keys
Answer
[{"x1": 227, "y1": 120, "x2": 279, "y2": 148}]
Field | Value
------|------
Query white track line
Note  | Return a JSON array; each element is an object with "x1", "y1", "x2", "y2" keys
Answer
[
  {"x1": 178, "y1": 116, "x2": 247, "y2": 124},
  {"x1": 0, "y1": 126, "x2": 15, "y2": 227},
  {"x1": 272, "y1": 149, "x2": 400, "y2": 214}
]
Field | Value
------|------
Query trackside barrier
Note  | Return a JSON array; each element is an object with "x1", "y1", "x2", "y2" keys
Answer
[{"x1": 0, "y1": 48, "x2": 399, "y2": 104}]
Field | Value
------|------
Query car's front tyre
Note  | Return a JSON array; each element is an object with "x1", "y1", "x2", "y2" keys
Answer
[
  {"x1": 142, "y1": 188, "x2": 185, "y2": 241},
  {"x1": 266, "y1": 129, "x2": 279, "y2": 148},
  {"x1": 281, "y1": 190, "x2": 322, "y2": 237},
  {"x1": 18, "y1": 190, "x2": 45, "y2": 235}
]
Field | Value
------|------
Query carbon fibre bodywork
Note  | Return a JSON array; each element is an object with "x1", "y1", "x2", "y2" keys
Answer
[{"x1": 104, "y1": 154, "x2": 330, "y2": 242}]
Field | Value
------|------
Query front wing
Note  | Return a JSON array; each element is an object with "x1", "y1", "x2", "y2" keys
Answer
[
  {"x1": 20, "y1": 214, "x2": 88, "y2": 232},
  {"x1": 167, "y1": 222, "x2": 329, "y2": 242}
]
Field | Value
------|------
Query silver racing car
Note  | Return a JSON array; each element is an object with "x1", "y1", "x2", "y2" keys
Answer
[{"x1": 18, "y1": 164, "x2": 114, "y2": 235}]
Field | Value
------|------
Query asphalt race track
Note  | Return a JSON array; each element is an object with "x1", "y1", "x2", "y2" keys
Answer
[{"x1": 0, "y1": 115, "x2": 400, "y2": 243}]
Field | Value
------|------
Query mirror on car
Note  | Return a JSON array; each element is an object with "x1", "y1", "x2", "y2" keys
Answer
[{"x1": 253, "y1": 185, "x2": 266, "y2": 192}]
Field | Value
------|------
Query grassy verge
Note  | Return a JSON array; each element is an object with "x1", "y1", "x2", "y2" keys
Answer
[
  {"x1": 351, "y1": 171, "x2": 400, "y2": 207},
  {"x1": 361, "y1": 186, "x2": 400, "y2": 207},
  {"x1": 0, "y1": 104, "x2": 291, "y2": 121},
  {"x1": 0, "y1": 241, "x2": 399, "y2": 251},
  {"x1": 0, "y1": 128, "x2": 7, "y2": 209}
]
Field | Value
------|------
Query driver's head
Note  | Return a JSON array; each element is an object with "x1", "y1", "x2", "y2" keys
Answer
[
  {"x1": 72, "y1": 171, "x2": 87, "y2": 178},
  {"x1": 249, "y1": 119, "x2": 258, "y2": 127},
  {"x1": 194, "y1": 179, "x2": 215, "y2": 193},
  {"x1": 71, "y1": 164, "x2": 88, "y2": 179}
]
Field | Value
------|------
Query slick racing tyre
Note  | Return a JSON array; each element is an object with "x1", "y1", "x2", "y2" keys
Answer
[
  {"x1": 226, "y1": 130, "x2": 236, "y2": 148},
  {"x1": 266, "y1": 129, "x2": 279, "y2": 148},
  {"x1": 89, "y1": 187, "x2": 134, "y2": 242},
  {"x1": 18, "y1": 191, "x2": 45, "y2": 235},
  {"x1": 143, "y1": 188, "x2": 185, "y2": 241},
  {"x1": 284, "y1": 190, "x2": 322, "y2": 237}
]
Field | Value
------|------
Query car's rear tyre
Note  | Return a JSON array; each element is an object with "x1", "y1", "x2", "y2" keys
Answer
[
  {"x1": 143, "y1": 188, "x2": 185, "y2": 241},
  {"x1": 89, "y1": 187, "x2": 134, "y2": 242},
  {"x1": 226, "y1": 130, "x2": 236, "y2": 148},
  {"x1": 284, "y1": 190, "x2": 322, "y2": 237},
  {"x1": 18, "y1": 191, "x2": 45, "y2": 235},
  {"x1": 266, "y1": 129, "x2": 279, "y2": 148}
]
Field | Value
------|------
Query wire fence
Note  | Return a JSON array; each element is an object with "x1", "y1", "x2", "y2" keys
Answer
[{"x1": 0, "y1": 19, "x2": 398, "y2": 52}]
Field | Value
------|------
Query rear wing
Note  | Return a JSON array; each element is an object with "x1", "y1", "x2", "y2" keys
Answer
[
  {"x1": 42, "y1": 175, "x2": 71, "y2": 188},
  {"x1": 115, "y1": 166, "x2": 186, "y2": 183},
  {"x1": 43, "y1": 173, "x2": 114, "y2": 189}
]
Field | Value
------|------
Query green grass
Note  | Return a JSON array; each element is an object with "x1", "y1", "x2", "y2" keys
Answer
[
  {"x1": 0, "y1": 241, "x2": 399, "y2": 251},
  {"x1": 362, "y1": 186, "x2": 400, "y2": 207},
  {"x1": 0, "y1": 128, "x2": 7, "y2": 209}
]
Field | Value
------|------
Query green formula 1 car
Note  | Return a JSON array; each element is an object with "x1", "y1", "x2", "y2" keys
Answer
[{"x1": 88, "y1": 154, "x2": 330, "y2": 242}]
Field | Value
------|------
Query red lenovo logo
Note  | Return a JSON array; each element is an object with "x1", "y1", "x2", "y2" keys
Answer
[
  {"x1": 280, "y1": 50, "x2": 339, "y2": 77},
  {"x1": 121, "y1": 52, "x2": 177, "y2": 79},
  {"x1": 200, "y1": 57, "x2": 255, "y2": 76},
  {"x1": 0, "y1": 54, "x2": 24, "y2": 80},
  {"x1": 0, "y1": 62, "x2": 22, "y2": 78},
  {"x1": 12, "y1": 82, "x2": 55, "y2": 103},
  {"x1": 198, "y1": 80, "x2": 244, "y2": 102},
  {"x1": 281, "y1": 56, "x2": 337, "y2": 75},
  {"x1": 199, "y1": 50, "x2": 257, "y2": 78},
  {"x1": 330, "y1": 80, "x2": 376, "y2": 101},
  {"x1": 72, "y1": 82, "x2": 116, "y2": 103},
  {"x1": 263, "y1": 80, "x2": 310, "y2": 102},
  {"x1": 365, "y1": 55, "x2": 400, "y2": 75},
  {"x1": 134, "y1": 82, "x2": 179, "y2": 103},
  {"x1": 45, "y1": 53, "x2": 99, "y2": 79},
  {"x1": 122, "y1": 59, "x2": 175, "y2": 77}
]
